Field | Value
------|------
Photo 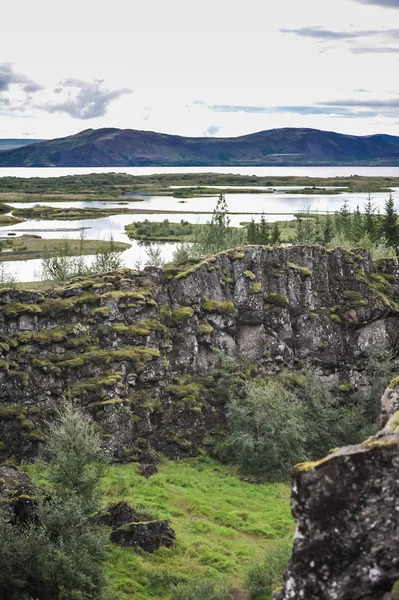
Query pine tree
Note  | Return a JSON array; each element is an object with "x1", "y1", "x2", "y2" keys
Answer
[
  {"x1": 352, "y1": 205, "x2": 364, "y2": 242},
  {"x1": 322, "y1": 213, "x2": 334, "y2": 245},
  {"x1": 364, "y1": 194, "x2": 378, "y2": 242},
  {"x1": 247, "y1": 218, "x2": 257, "y2": 244},
  {"x1": 259, "y1": 213, "x2": 270, "y2": 245},
  {"x1": 339, "y1": 199, "x2": 352, "y2": 241},
  {"x1": 383, "y1": 193, "x2": 399, "y2": 248},
  {"x1": 270, "y1": 221, "x2": 281, "y2": 245}
]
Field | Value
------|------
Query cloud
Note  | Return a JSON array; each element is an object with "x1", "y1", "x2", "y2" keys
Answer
[
  {"x1": 203, "y1": 125, "x2": 220, "y2": 136},
  {"x1": 350, "y1": 46, "x2": 399, "y2": 53},
  {"x1": 208, "y1": 104, "x2": 380, "y2": 118},
  {"x1": 38, "y1": 79, "x2": 132, "y2": 119},
  {"x1": 0, "y1": 63, "x2": 43, "y2": 93},
  {"x1": 280, "y1": 26, "x2": 399, "y2": 41},
  {"x1": 350, "y1": 0, "x2": 399, "y2": 7}
]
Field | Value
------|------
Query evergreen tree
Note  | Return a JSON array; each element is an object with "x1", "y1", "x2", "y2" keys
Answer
[
  {"x1": 259, "y1": 213, "x2": 270, "y2": 245},
  {"x1": 338, "y1": 199, "x2": 352, "y2": 240},
  {"x1": 383, "y1": 193, "x2": 399, "y2": 248},
  {"x1": 247, "y1": 218, "x2": 257, "y2": 244},
  {"x1": 270, "y1": 221, "x2": 281, "y2": 245},
  {"x1": 364, "y1": 194, "x2": 378, "y2": 242},
  {"x1": 322, "y1": 213, "x2": 334, "y2": 245},
  {"x1": 352, "y1": 205, "x2": 364, "y2": 242}
]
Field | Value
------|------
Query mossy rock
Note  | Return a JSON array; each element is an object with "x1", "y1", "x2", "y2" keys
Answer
[
  {"x1": 173, "y1": 306, "x2": 195, "y2": 323},
  {"x1": 287, "y1": 262, "x2": 311, "y2": 276},
  {"x1": 339, "y1": 383, "x2": 355, "y2": 393},
  {"x1": 202, "y1": 297, "x2": 238, "y2": 316},
  {"x1": 263, "y1": 292, "x2": 289, "y2": 307},
  {"x1": 199, "y1": 323, "x2": 214, "y2": 334},
  {"x1": 244, "y1": 270, "x2": 256, "y2": 280}
]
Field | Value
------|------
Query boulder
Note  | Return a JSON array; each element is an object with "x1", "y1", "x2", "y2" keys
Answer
[
  {"x1": 110, "y1": 520, "x2": 175, "y2": 552},
  {"x1": 98, "y1": 501, "x2": 140, "y2": 528},
  {"x1": 0, "y1": 464, "x2": 37, "y2": 522},
  {"x1": 275, "y1": 381, "x2": 399, "y2": 600},
  {"x1": 139, "y1": 463, "x2": 158, "y2": 478}
]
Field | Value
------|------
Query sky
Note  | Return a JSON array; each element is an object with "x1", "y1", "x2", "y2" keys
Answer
[{"x1": 0, "y1": 0, "x2": 398, "y2": 140}]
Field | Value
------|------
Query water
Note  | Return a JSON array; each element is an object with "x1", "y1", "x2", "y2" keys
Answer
[{"x1": 1, "y1": 166, "x2": 399, "y2": 282}]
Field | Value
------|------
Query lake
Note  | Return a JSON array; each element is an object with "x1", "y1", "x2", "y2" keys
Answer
[{"x1": 1, "y1": 166, "x2": 399, "y2": 282}]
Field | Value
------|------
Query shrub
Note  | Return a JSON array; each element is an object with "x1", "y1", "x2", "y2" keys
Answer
[
  {"x1": 171, "y1": 577, "x2": 230, "y2": 600},
  {"x1": 244, "y1": 537, "x2": 292, "y2": 598}
]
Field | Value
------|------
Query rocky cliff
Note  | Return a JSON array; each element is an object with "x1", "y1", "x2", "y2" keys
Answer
[
  {"x1": 275, "y1": 380, "x2": 399, "y2": 600},
  {"x1": 1, "y1": 245, "x2": 399, "y2": 463}
]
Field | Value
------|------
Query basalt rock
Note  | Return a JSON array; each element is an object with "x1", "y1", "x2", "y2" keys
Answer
[
  {"x1": 110, "y1": 519, "x2": 176, "y2": 552},
  {"x1": 1, "y1": 246, "x2": 399, "y2": 462},
  {"x1": 275, "y1": 380, "x2": 399, "y2": 600},
  {"x1": 0, "y1": 464, "x2": 37, "y2": 523},
  {"x1": 98, "y1": 501, "x2": 141, "y2": 528}
]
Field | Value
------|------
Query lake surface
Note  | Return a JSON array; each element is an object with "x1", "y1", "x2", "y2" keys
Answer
[{"x1": 1, "y1": 166, "x2": 399, "y2": 282}]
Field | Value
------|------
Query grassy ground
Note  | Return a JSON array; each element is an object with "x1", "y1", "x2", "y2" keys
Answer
[
  {"x1": 0, "y1": 236, "x2": 130, "y2": 262},
  {"x1": 101, "y1": 458, "x2": 293, "y2": 599},
  {"x1": 0, "y1": 215, "x2": 24, "y2": 226},
  {"x1": 26, "y1": 458, "x2": 293, "y2": 600}
]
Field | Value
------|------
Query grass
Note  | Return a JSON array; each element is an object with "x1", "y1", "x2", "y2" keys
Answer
[
  {"x1": 0, "y1": 236, "x2": 130, "y2": 262},
  {"x1": 102, "y1": 458, "x2": 293, "y2": 599},
  {"x1": 24, "y1": 457, "x2": 293, "y2": 600}
]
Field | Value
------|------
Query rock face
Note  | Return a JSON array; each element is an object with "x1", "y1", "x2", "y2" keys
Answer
[
  {"x1": 110, "y1": 520, "x2": 176, "y2": 553},
  {"x1": 275, "y1": 381, "x2": 399, "y2": 600},
  {"x1": 1, "y1": 245, "x2": 399, "y2": 462},
  {"x1": 0, "y1": 465, "x2": 37, "y2": 522}
]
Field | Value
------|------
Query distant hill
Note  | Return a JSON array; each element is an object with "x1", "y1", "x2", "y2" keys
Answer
[
  {"x1": 0, "y1": 139, "x2": 46, "y2": 151},
  {"x1": 0, "y1": 127, "x2": 399, "y2": 167}
]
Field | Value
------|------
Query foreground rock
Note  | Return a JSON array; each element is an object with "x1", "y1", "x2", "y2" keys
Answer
[
  {"x1": 0, "y1": 464, "x2": 37, "y2": 522},
  {"x1": 1, "y1": 246, "x2": 399, "y2": 462},
  {"x1": 110, "y1": 520, "x2": 176, "y2": 553},
  {"x1": 276, "y1": 380, "x2": 399, "y2": 600},
  {"x1": 101, "y1": 500, "x2": 176, "y2": 552}
]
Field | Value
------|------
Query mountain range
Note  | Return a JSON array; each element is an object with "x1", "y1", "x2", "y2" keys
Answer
[{"x1": 0, "y1": 127, "x2": 399, "y2": 167}]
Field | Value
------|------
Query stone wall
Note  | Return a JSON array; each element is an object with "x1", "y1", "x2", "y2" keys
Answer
[{"x1": 1, "y1": 245, "x2": 399, "y2": 462}]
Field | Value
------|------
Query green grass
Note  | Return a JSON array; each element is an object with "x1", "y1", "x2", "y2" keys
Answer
[
  {"x1": 26, "y1": 458, "x2": 292, "y2": 600},
  {"x1": 100, "y1": 458, "x2": 293, "y2": 599}
]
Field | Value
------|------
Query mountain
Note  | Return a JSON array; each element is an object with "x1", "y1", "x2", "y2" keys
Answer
[
  {"x1": 0, "y1": 139, "x2": 46, "y2": 151},
  {"x1": 0, "y1": 127, "x2": 399, "y2": 167}
]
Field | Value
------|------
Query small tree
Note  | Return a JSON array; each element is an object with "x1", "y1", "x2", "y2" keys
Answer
[
  {"x1": 0, "y1": 403, "x2": 107, "y2": 600},
  {"x1": 382, "y1": 193, "x2": 399, "y2": 249},
  {"x1": 270, "y1": 221, "x2": 281, "y2": 245}
]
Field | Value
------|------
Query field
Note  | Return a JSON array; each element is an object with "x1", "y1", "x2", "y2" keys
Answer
[
  {"x1": 27, "y1": 458, "x2": 293, "y2": 600},
  {"x1": 0, "y1": 235, "x2": 130, "y2": 262}
]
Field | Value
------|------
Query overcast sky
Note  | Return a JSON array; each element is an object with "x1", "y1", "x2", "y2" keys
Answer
[{"x1": 1, "y1": 0, "x2": 398, "y2": 139}]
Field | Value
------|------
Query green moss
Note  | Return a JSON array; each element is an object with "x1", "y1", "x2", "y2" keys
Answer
[
  {"x1": 390, "y1": 376, "x2": 399, "y2": 390},
  {"x1": 199, "y1": 323, "x2": 214, "y2": 334},
  {"x1": 3, "y1": 303, "x2": 42, "y2": 317},
  {"x1": 174, "y1": 268, "x2": 196, "y2": 280},
  {"x1": 343, "y1": 290, "x2": 367, "y2": 306},
  {"x1": 330, "y1": 313, "x2": 342, "y2": 323},
  {"x1": 391, "y1": 580, "x2": 399, "y2": 600},
  {"x1": 28, "y1": 429, "x2": 45, "y2": 442},
  {"x1": 244, "y1": 270, "x2": 256, "y2": 280},
  {"x1": 263, "y1": 292, "x2": 289, "y2": 307},
  {"x1": 113, "y1": 319, "x2": 166, "y2": 337},
  {"x1": 202, "y1": 298, "x2": 238, "y2": 316},
  {"x1": 0, "y1": 441, "x2": 6, "y2": 450},
  {"x1": 0, "y1": 406, "x2": 26, "y2": 419},
  {"x1": 222, "y1": 276, "x2": 234, "y2": 285},
  {"x1": 59, "y1": 346, "x2": 160, "y2": 369},
  {"x1": 250, "y1": 282, "x2": 262, "y2": 294},
  {"x1": 287, "y1": 262, "x2": 311, "y2": 276},
  {"x1": 21, "y1": 419, "x2": 34, "y2": 429},
  {"x1": 91, "y1": 306, "x2": 110, "y2": 318},
  {"x1": 386, "y1": 410, "x2": 399, "y2": 433},
  {"x1": 101, "y1": 288, "x2": 152, "y2": 301},
  {"x1": 230, "y1": 252, "x2": 244, "y2": 260},
  {"x1": 310, "y1": 312, "x2": 319, "y2": 319},
  {"x1": 173, "y1": 306, "x2": 194, "y2": 323},
  {"x1": 339, "y1": 383, "x2": 355, "y2": 392}
]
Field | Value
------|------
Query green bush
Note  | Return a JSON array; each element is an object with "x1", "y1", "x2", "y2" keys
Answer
[
  {"x1": 171, "y1": 577, "x2": 230, "y2": 600},
  {"x1": 244, "y1": 537, "x2": 292, "y2": 599}
]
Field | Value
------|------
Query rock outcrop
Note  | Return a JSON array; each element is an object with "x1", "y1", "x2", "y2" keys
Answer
[
  {"x1": 0, "y1": 464, "x2": 37, "y2": 523},
  {"x1": 275, "y1": 379, "x2": 399, "y2": 600},
  {"x1": 100, "y1": 501, "x2": 176, "y2": 552},
  {"x1": 1, "y1": 245, "x2": 399, "y2": 462}
]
